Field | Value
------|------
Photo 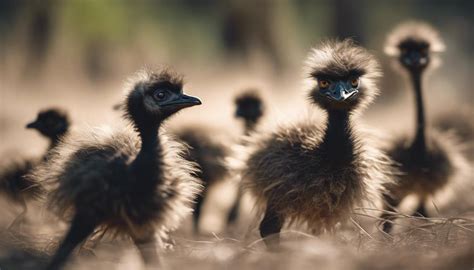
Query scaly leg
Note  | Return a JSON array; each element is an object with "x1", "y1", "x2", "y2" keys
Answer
[
  {"x1": 192, "y1": 186, "x2": 207, "y2": 234},
  {"x1": 46, "y1": 212, "x2": 98, "y2": 270},
  {"x1": 414, "y1": 200, "x2": 428, "y2": 217},
  {"x1": 132, "y1": 229, "x2": 161, "y2": 268}
]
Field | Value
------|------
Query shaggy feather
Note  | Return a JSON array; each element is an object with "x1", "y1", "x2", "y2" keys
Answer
[
  {"x1": 433, "y1": 108, "x2": 474, "y2": 161},
  {"x1": 381, "y1": 22, "x2": 470, "y2": 232},
  {"x1": 306, "y1": 39, "x2": 381, "y2": 112},
  {"x1": 175, "y1": 126, "x2": 230, "y2": 186},
  {"x1": 242, "y1": 120, "x2": 393, "y2": 233},
  {"x1": 32, "y1": 127, "x2": 201, "y2": 238},
  {"x1": 241, "y1": 41, "x2": 393, "y2": 235},
  {"x1": 0, "y1": 108, "x2": 70, "y2": 208},
  {"x1": 385, "y1": 130, "x2": 468, "y2": 200},
  {"x1": 0, "y1": 158, "x2": 43, "y2": 203},
  {"x1": 30, "y1": 68, "x2": 202, "y2": 269}
]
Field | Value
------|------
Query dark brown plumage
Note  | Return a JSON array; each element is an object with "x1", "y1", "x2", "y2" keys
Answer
[
  {"x1": 381, "y1": 22, "x2": 470, "y2": 233},
  {"x1": 240, "y1": 40, "x2": 393, "y2": 246},
  {"x1": 0, "y1": 108, "x2": 70, "y2": 228},
  {"x1": 26, "y1": 108, "x2": 70, "y2": 152},
  {"x1": 433, "y1": 108, "x2": 474, "y2": 161},
  {"x1": 174, "y1": 126, "x2": 230, "y2": 233},
  {"x1": 31, "y1": 68, "x2": 202, "y2": 270}
]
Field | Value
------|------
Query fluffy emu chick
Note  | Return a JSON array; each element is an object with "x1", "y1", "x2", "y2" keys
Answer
[
  {"x1": 241, "y1": 40, "x2": 393, "y2": 246},
  {"x1": 174, "y1": 126, "x2": 230, "y2": 232},
  {"x1": 381, "y1": 22, "x2": 470, "y2": 233},
  {"x1": 0, "y1": 108, "x2": 69, "y2": 227},
  {"x1": 32, "y1": 69, "x2": 202, "y2": 269}
]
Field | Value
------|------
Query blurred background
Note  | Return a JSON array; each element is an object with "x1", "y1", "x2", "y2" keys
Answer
[
  {"x1": 0, "y1": 0, "x2": 473, "y2": 156},
  {"x1": 0, "y1": 1, "x2": 473, "y2": 268}
]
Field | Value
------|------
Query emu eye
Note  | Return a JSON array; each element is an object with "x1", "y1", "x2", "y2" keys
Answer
[
  {"x1": 350, "y1": 78, "x2": 359, "y2": 87},
  {"x1": 153, "y1": 90, "x2": 167, "y2": 101},
  {"x1": 319, "y1": 80, "x2": 330, "y2": 89},
  {"x1": 401, "y1": 48, "x2": 408, "y2": 55}
]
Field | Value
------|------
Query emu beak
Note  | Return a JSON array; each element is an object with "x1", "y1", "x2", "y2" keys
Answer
[
  {"x1": 164, "y1": 93, "x2": 202, "y2": 109},
  {"x1": 326, "y1": 82, "x2": 358, "y2": 102},
  {"x1": 26, "y1": 121, "x2": 39, "y2": 129}
]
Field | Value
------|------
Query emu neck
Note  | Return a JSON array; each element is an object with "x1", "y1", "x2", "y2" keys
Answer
[
  {"x1": 48, "y1": 133, "x2": 65, "y2": 151},
  {"x1": 244, "y1": 121, "x2": 257, "y2": 136},
  {"x1": 321, "y1": 110, "x2": 353, "y2": 166},
  {"x1": 410, "y1": 70, "x2": 426, "y2": 154},
  {"x1": 133, "y1": 124, "x2": 162, "y2": 189}
]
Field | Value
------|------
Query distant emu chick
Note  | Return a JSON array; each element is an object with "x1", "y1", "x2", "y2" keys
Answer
[
  {"x1": 381, "y1": 22, "x2": 469, "y2": 233},
  {"x1": 242, "y1": 40, "x2": 392, "y2": 246},
  {"x1": 32, "y1": 69, "x2": 202, "y2": 270},
  {"x1": 0, "y1": 108, "x2": 70, "y2": 227},
  {"x1": 227, "y1": 89, "x2": 265, "y2": 225},
  {"x1": 174, "y1": 126, "x2": 230, "y2": 233},
  {"x1": 234, "y1": 90, "x2": 264, "y2": 134},
  {"x1": 26, "y1": 108, "x2": 70, "y2": 152}
]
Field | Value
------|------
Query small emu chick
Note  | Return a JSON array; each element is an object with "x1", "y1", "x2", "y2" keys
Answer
[
  {"x1": 32, "y1": 69, "x2": 202, "y2": 270},
  {"x1": 381, "y1": 22, "x2": 469, "y2": 233},
  {"x1": 241, "y1": 40, "x2": 392, "y2": 246},
  {"x1": 227, "y1": 90, "x2": 265, "y2": 225},
  {"x1": 174, "y1": 126, "x2": 230, "y2": 233},
  {"x1": 0, "y1": 108, "x2": 70, "y2": 227},
  {"x1": 234, "y1": 90, "x2": 264, "y2": 135},
  {"x1": 27, "y1": 108, "x2": 70, "y2": 153}
]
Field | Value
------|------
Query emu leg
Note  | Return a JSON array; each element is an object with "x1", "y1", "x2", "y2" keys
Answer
[
  {"x1": 192, "y1": 186, "x2": 207, "y2": 233},
  {"x1": 46, "y1": 212, "x2": 98, "y2": 270},
  {"x1": 259, "y1": 203, "x2": 284, "y2": 248},
  {"x1": 380, "y1": 193, "x2": 401, "y2": 234},
  {"x1": 227, "y1": 186, "x2": 242, "y2": 225},
  {"x1": 133, "y1": 230, "x2": 160, "y2": 268},
  {"x1": 414, "y1": 201, "x2": 428, "y2": 217}
]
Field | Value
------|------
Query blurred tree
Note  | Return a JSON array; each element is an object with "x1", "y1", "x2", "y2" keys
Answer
[
  {"x1": 61, "y1": 0, "x2": 134, "y2": 82},
  {"x1": 220, "y1": 0, "x2": 283, "y2": 72},
  {"x1": 27, "y1": 0, "x2": 57, "y2": 68}
]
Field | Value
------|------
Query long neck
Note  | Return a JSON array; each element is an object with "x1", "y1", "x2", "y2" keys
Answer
[
  {"x1": 132, "y1": 123, "x2": 162, "y2": 190},
  {"x1": 320, "y1": 110, "x2": 354, "y2": 166},
  {"x1": 43, "y1": 132, "x2": 67, "y2": 161},
  {"x1": 48, "y1": 132, "x2": 65, "y2": 151},
  {"x1": 410, "y1": 70, "x2": 426, "y2": 153},
  {"x1": 244, "y1": 120, "x2": 257, "y2": 136}
]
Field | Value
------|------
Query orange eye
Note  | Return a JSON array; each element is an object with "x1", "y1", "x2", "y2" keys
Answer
[
  {"x1": 351, "y1": 78, "x2": 359, "y2": 87},
  {"x1": 319, "y1": 80, "x2": 330, "y2": 88}
]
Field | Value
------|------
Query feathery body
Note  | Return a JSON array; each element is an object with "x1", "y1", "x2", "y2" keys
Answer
[
  {"x1": 36, "y1": 127, "x2": 200, "y2": 236},
  {"x1": 175, "y1": 126, "x2": 230, "y2": 187},
  {"x1": 243, "y1": 121, "x2": 391, "y2": 233},
  {"x1": 241, "y1": 40, "x2": 393, "y2": 242},
  {"x1": 381, "y1": 22, "x2": 470, "y2": 231},
  {"x1": 0, "y1": 108, "x2": 69, "y2": 217},
  {"x1": 33, "y1": 68, "x2": 202, "y2": 269},
  {"x1": 174, "y1": 125, "x2": 230, "y2": 232}
]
